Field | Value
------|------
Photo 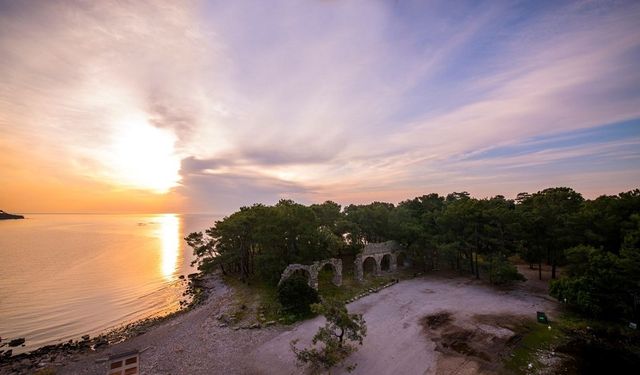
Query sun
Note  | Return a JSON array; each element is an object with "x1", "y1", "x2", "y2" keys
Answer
[{"x1": 104, "y1": 114, "x2": 181, "y2": 193}]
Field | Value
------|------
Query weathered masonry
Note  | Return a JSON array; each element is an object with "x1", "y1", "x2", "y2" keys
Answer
[
  {"x1": 355, "y1": 240, "x2": 407, "y2": 283},
  {"x1": 278, "y1": 258, "x2": 343, "y2": 290}
]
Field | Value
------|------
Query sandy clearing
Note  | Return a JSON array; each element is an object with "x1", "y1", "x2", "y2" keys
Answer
[
  {"x1": 13, "y1": 270, "x2": 557, "y2": 375},
  {"x1": 248, "y1": 276, "x2": 558, "y2": 375}
]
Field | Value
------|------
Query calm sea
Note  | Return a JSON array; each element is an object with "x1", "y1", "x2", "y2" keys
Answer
[{"x1": 0, "y1": 213, "x2": 218, "y2": 354}]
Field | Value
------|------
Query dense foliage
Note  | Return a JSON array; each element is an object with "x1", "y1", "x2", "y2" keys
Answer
[
  {"x1": 186, "y1": 188, "x2": 640, "y2": 320},
  {"x1": 277, "y1": 275, "x2": 320, "y2": 317},
  {"x1": 550, "y1": 215, "x2": 640, "y2": 320},
  {"x1": 290, "y1": 300, "x2": 367, "y2": 373}
]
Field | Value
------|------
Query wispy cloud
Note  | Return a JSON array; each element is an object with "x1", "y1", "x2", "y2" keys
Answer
[{"x1": 1, "y1": 0, "x2": 639, "y2": 213}]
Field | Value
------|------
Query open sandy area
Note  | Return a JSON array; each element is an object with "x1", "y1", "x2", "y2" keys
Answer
[
  {"x1": 26, "y1": 268, "x2": 557, "y2": 375},
  {"x1": 249, "y1": 274, "x2": 557, "y2": 374}
]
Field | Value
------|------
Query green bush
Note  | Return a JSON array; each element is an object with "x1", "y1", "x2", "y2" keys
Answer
[
  {"x1": 277, "y1": 275, "x2": 320, "y2": 317},
  {"x1": 488, "y1": 258, "x2": 526, "y2": 285},
  {"x1": 550, "y1": 247, "x2": 631, "y2": 319},
  {"x1": 291, "y1": 300, "x2": 367, "y2": 373}
]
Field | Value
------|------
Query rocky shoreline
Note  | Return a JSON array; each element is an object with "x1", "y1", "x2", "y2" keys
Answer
[
  {"x1": 0, "y1": 273, "x2": 211, "y2": 375},
  {"x1": 0, "y1": 275, "x2": 411, "y2": 374}
]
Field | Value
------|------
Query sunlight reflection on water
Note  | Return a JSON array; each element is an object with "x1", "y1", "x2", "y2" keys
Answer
[
  {"x1": 158, "y1": 214, "x2": 180, "y2": 279},
  {"x1": 0, "y1": 213, "x2": 218, "y2": 354}
]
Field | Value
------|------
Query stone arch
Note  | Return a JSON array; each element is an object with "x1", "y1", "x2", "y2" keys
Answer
[
  {"x1": 363, "y1": 256, "x2": 378, "y2": 275},
  {"x1": 278, "y1": 264, "x2": 313, "y2": 289},
  {"x1": 291, "y1": 268, "x2": 311, "y2": 279},
  {"x1": 381, "y1": 254, "x2": 392, "y2": 271},
  {"x1": 355, "y1": 241, "x2": 408, "y2": 282},
  {"x1": 355, "y1": 255, "x2": 380, "y2": 282},
  {"x1": 313, "y1": 258, "x2": 342, "y2": 288},
  {"x1": 278, "y1": 258, "x2": 342, "y2": 290}
]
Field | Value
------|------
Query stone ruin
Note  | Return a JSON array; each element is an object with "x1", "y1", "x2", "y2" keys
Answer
[
  {"x1": 355, "y1": 240, "x2": 407, "y2": 283},
  {"x1": 278, "y1": 258, "x2": 343, "y2": 290}
]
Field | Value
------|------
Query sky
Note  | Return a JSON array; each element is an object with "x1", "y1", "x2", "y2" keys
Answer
[{"x1": 1, "y1": 0, "x2": 639, "y2": 214}]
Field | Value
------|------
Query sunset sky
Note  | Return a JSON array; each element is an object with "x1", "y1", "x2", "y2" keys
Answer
[{"x1": 1, "y1": 0, "x2": 639, "y2": 214}]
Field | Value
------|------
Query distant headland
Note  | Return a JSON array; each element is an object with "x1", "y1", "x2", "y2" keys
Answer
[{"x1": 0, "y1": 210, "x2": 24, "y2": 220}]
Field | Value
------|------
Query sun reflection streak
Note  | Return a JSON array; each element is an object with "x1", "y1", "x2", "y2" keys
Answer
[{"x1": 158, "y1": 214, "x2": 180, "y2": 280}]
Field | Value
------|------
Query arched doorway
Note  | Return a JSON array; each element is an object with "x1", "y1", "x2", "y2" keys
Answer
[
  {"x1": 289, "y1": 269, "x2": 311, "y2": 284},
  {"x1": 318, "y1": 262, "x2": 338, "y2": 292},
  {"x1": 381, "y1": 254, "x2": 391, "y2": 271},
  {"x1": 279, "y1": 265, "x2": 314, "y2": 289},
  {"x1": 363, "y1": 256, "x2": 377, "y2": 277}
]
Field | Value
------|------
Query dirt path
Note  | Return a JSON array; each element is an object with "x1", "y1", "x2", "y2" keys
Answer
[{"x1": 248, "y1": 276, "x2": 558, "y2": 374}]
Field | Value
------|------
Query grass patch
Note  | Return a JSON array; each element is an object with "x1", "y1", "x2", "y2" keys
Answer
[
  {"x1": 222, "y1": 269, "x2": 412, "y2": 326},
  {"x1": 504, "y1": 318, "x2": 567, "y2": 374},
  {"x1": 317, "y1": 270, "x2": 398, "y2": 302},
  {"x1": 502, "y1": 311, "x2": 636, "y2": 374},
  {"x1": 220, "y1": 275, "x2": 277, "y2": 323}
]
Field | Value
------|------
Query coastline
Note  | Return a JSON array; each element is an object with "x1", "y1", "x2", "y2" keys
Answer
[
  {"x1": 2, "y1": 266, "x2": 606, "y2": 374},
  {"x1": 54, "y1": 272, "x2": 284, "y2": 375},
  {"x1": 0, "y1": 273, "x2": 213, "y2": 375},
  {"x1": 0, "y1": 212, "x2": 216, "y2": 368}
]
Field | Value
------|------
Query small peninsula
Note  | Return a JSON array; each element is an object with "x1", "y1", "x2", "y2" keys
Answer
[{"x1": 0, "y1": 210, "x2": 24, "y2": 220}]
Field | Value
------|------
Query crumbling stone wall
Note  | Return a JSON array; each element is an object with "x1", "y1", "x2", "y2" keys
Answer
[
  {"x1": 354, "y1": 241, "x2": 407, "y2": 283},
  {"x1": 278, "y1": 258, "x2": 342, "y2": 290}
]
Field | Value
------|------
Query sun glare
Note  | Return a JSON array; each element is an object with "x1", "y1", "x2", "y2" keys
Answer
[
  {"x1": 158, "y1": 214, "x2": 180, "y2": 280},
  {"x1": 107, "y1": 115, "x2": 181, "y2": 193}
]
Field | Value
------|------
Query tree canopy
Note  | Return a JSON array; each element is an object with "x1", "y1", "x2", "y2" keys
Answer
[{"x1": 186, "y1": 188, "x2": 640, "y2": 320}]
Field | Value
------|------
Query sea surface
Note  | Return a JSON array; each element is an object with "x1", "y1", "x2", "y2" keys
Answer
[{"x1": 0, "y1": 213, "x2": 219, "y2": 354}]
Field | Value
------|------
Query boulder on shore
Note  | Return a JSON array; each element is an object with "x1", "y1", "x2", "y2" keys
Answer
[{"x1": 8, "y1": 338, "x2": 25, "y2": 347}]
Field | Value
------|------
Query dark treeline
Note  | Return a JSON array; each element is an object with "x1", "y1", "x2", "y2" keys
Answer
[{"x1": 186, "y1": 187, "x2": 640, "y2": 321}]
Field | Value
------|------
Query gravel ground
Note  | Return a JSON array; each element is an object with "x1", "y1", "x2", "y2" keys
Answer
[
  {"x1": 11, "y1": 267, "x2": 558, "y2": 375},
  {"x1": 248, "y1": 274, "x2": 558, "y2": 375},
  {"x1": 56, "y1": 277, "x2": 284, "y2": 375}
]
